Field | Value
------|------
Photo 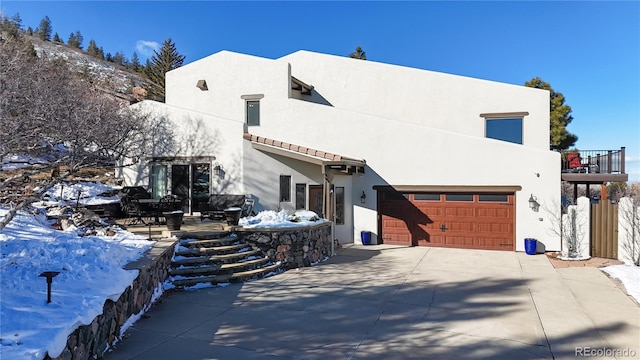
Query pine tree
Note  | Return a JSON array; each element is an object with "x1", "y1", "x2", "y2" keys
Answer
[
  {"x1": 36, "y1": 16, "x2": 52, "y2": 41},
  {"x1": 86, "y1": 39, "x2": 100, "y2": 57},
  {"x1": 105, "y1": 52, "x2": 112, "y2": 62},
  {"x1": 524, "y1": 77, "x2": 578, "y2": 151},
  {"x1": 349, "y1": 46, "x2": 366, "y2": 60},
  {"x1": 0, "y1": 12, "x2": 22, "y2": 38},
  {"x1": 67, "y1": 30, "x2": 83, "y2": 49},
  {"x1": 112, "y1": 51, "x2": 125, "y2": 66},
  {"x1": 97, "y1": 46, "x2": 105, "y2": 60},
  {"x1": 26, "y1": 26, "x2": 33, "y2": 36},
  {"x1": 143, "y1": 38, "x2": 186, "y2": 102},
  {"x1": 130, "y1": 51, "x2": 141, "y2": 72},
  {"x1": 52, "y1": 32, "x2": 63, "y2": 43}
]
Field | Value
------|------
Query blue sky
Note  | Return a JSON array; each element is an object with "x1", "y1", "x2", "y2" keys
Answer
[{"x1": 2, "y1": 1, "x2": 639, "y2": 182}]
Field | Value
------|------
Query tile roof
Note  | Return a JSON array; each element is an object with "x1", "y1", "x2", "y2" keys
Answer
[{"x1": 242, "y1": 133, "x2": 364, "y2": 163}]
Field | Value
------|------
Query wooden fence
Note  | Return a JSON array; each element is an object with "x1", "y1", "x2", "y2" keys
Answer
[{"x1": 591, "y1": 201, "x2": 618, "y2": 259}]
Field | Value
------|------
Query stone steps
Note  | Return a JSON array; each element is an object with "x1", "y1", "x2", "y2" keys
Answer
[
  {"x1": 174, "y1": 243, "x2": 249, "y2": 257},
  {"x1": 180, "y1": 237, "x2": 237, "y2": 248},
  {"x1": 169, "y1": 232, "x2": 280, "y2": 289},
  {"x1": 172, "y1": 249, "x2": 262, "y2": 266},
  {"x1": 230, "y1": 263, "x2": 282, "y2": 282}
]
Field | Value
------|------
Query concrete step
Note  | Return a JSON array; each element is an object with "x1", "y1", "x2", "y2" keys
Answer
[
  {"x1": 172, "y1": 249, "x2": 262, "y2": 266},
  {"x1": 230, "y1": 263, "x2": 282, "y2": 282},
  {"x1": 220, "y1": 256, "x2": 270, "y2": 272},
  {"x1": 169, "y1": 264, "x2": 223, "y2": 277},
  {"x1": 179, "y1": 237, "x2": 238, "y2": 248},
  {"x1": 172, "y1": 273, "x2": 232, "y2": 288},
  {"x1": 174, "y1": 243, "x2": 250, "y2": 257}
]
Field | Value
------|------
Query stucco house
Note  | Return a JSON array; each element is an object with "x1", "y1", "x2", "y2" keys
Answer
[{"x1": 120, "y1": 50, "x2": 562, "y2": 252}]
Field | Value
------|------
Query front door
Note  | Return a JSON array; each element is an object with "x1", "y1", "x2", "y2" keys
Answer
[
  {"x1": 191, "y1": 163, "x2": 210, "y2": 212},
  {"x1": 171, "y1": 165, "x2": 190, "y2": 212},
  {"x1": 309, "y1": 185, "x2": 324, "y2": 218}
]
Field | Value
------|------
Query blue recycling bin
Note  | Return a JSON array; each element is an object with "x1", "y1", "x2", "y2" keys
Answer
[
  {"x1": 524, "y1": 238, "x2": 537, "y2": 255},
  {"x1": 361, "y1": 231, "x2": 372, "y2": 245}
]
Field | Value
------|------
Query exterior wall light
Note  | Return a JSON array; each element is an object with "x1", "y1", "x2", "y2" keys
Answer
[
  {"x1": 528, "y1": 194, "x2": 540, "y2": 212},
  {"x1": 213, "y1": 163, "x2": 223, "y2": 178},
  {"x1": 360, "y1": 191, "x2": 367, "y2": 204}
]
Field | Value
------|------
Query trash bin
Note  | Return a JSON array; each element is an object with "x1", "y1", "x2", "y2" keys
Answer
[
  {"x1": 361, "y1": 231, "x2": 372, "y2": 245},
  {"x1": 224, "y1": 207, "x2": 242, "y2": 226},
  {"x1": 524, "y1": 238, "x2": 537, "y2": 255},
  {"x1": 163, "y1": 211, "x2": 184, "y2": 231}
]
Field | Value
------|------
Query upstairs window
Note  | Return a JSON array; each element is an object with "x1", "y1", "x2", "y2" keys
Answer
[
  {"x1": 247, "y1": 100, "x2": 260, "y2": 126},
  {"x1": 486, "y1": 118, "x2": 523, "y2": 144},
  {"x1": 481, "y1": 112, "x2": 528, "y2": 145}
]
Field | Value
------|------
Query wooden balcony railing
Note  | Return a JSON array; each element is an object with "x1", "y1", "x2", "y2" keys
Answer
[{"x1": 561, "y1": 147, "x2": 626, "y2": 174}]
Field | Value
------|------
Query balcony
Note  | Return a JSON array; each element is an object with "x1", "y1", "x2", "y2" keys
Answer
[{"x1": 561, "y1": 147, "x2": 628, "y2": 183}]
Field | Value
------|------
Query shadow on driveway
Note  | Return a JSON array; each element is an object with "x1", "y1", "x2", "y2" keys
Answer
[{"x1": 106, "y1": 246, "x2": 636, "y2": 360}]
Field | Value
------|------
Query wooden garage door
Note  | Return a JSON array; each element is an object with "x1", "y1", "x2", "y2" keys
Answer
[{"x1": 378, "y1": 191, "x2": 515, "y2": 251}]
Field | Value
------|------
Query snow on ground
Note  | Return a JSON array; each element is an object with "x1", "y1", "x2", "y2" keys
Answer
[
  {"x1": 1, "y1": 180, "x2": 638, "y2": 359},
  {"x1": 0, "y1": 183, "x2": 152, "y2": 360},
  {"x1": 42, "y1": 181, "x2": 121, "y2": 206},
  {"x1": 239, "y1": 209, "x2": 328, "y2": 228},
  {"x1": 601, "y1": 265, "x2": 640, "y2": 304}
]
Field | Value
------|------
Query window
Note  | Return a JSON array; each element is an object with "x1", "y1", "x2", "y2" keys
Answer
[
  {"x1": 191, "y1": 163, "x2": 211, "y2": 212},
  {"x1": 295, "y1": 183, "x2": 306, "y2": 209},
  {"x1": 151, "y1": 165, "x2": 167, "y2": 199},
  {"x1": 445, "y1": 193, "x2": 474, "y2": 202},
  {"x1": 414, "y1": 193, "x2": 441, "y2": 201},
  {"x1": 486, "y1": 118, "x2": 523, "y2": 144},
  {"x1": 247, "y1": 100, "x2": 260, "y2": 126},
  {"x1": 279, "y1": 175, "x2": 291, "y2": 202},
  {"x1": 478, "y1": 194, "x2": 509, "y2": 202},
  {"x1": 335, "y1": 186, "x2": 344, "y2": 225}
]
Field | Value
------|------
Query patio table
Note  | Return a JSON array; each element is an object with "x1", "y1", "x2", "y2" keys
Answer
[{"x1": 138, "y1": 198, "x2": 182, "y2": 224}]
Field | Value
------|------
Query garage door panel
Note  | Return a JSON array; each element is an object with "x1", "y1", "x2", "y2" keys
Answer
[
  {"x1": 478, "y1": 207, "x2": 511, "y2": 218},
  {"x1": 446, "y1": 222, "x2": 474, "y2": 232},
  {"x1": 477, "y1": 223, "x2": 513, "y2": 233},
  {"x1": 379, "y1": 192, "x2": 515, "y2": 250},
  {"x1": 445, "y1": 208, "x2": 475, "y2": 217},
  {"x1": 444, "y1": 236, "x2": 475, "y2": 247},
  {"x1": 477, "y1": 237, "x2": 514, "y2": 250}
]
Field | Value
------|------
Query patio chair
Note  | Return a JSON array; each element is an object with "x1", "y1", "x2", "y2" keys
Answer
[
  {"x1": 566, "y1": 153, "x2": 587, "y2": 173},
  {"x1": 241, "y1": 198, "x2": 255, "y2": 218},
  {"x1": 121, "y1": 198, "x2": 146, "y2": 225}
]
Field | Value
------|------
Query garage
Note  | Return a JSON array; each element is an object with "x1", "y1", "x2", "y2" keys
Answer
[{"x1": 375, "y1": 186, "x2": 519, "y2": 251}]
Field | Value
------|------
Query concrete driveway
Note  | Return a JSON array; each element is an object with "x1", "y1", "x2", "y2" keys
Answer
[{"x1": 106, "y1": 245, "x2": 640, "y2": 360}]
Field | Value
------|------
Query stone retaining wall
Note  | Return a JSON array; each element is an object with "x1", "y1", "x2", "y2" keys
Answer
[
  {"x1": 45, "y1": 241, "x2": 176, "y2": 360},
  {"x1": 238, "y1": 222, "x2": 333, "y2": 270}
]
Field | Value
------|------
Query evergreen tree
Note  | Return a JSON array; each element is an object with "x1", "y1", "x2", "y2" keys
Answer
[
  {"x1": 525, "y1": 77, "x2": 578, "y2": 151},
  {"x1": 105, "y1": 52, "x2": 113, "y2": 62},
  {"x1": 143, "y1": 38, "x2": 186, "y2": 102},
  {"x1": 86, "y1": 39, "x2": 100, "y2": 57},
  {"x1": 130, "y1": 51, "x2": 141, "y2": 72},
  {"x1": 97, "y1": 46, "x2": 105, "y2": 60},
  {"x1": 36, "y1": 16, "x2": 52, "y2": 41},
  {"x1": 67, "y1": 30, "x2": 83, "y2": 49},
  {"x1": 0, "y1": 12, "x2": 22, "y2": 38},
  {"x1": 112, "y1": 51, "x2": 126, "y2": 66},
  {"x1": 26, "y1": 26, "x2": 33, "y2": 36},
  {"x1": 52, "y1": 32, "x2": 63, "y2": 43},
  {"x1": 349, "y1": 46, "x2": 366, "y2": 60}
]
